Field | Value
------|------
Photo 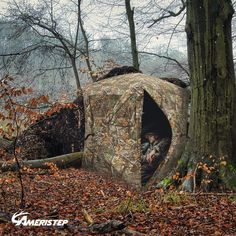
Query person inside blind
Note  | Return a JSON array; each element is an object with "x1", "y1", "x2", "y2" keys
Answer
[{"x1": 141, "y1": 131, "x2": 170, "y2": 186}]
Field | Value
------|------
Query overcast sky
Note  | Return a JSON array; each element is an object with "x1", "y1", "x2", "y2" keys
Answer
[{"x1": 0, "y1": 0, "x2": 187, "y2": 54}]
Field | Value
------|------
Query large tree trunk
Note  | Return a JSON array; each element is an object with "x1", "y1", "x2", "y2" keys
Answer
[{"x1": 179, "y1": 0, "x2": 236, "y2": 191}]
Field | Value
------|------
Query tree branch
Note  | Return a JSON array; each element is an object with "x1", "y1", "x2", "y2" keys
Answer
[
  {"x1": 139, "y1": 51, "x2": 189, "y2": 76},
  {"x1": 0, "y1": 44, "x2": 42, "y2": 57},
  {"x1": 148, "y1": 0, "x2": 186, "y2": 28}
]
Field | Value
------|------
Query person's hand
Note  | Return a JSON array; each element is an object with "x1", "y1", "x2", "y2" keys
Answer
[{"x1": 147, "y1": 150, "x2": 156, "y2": 164}]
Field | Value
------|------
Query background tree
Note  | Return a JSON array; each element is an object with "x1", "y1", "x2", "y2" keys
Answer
[
  {"x1": 1, "y1": 0, "x2": 191, "y2": 91},
  {"x1": 77, "y1": 0, "x2": 95, "y2": 82},
  {"x1": 136, "y1": 0, "x2": 188, "y2": 78},
  {"x1": 1, "y1": 0, "x2": 95, "y2": 92},
  {"x1": 125, "y1": 0, "x2": 139, "y2": 70}
]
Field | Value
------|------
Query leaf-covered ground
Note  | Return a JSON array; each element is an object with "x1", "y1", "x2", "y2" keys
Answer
[{"x1": 0, "y1": 168, "x2": 236, "y2": 235}]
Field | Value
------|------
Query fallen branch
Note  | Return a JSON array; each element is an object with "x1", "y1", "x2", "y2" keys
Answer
[
  {"x1": 65, "y1": 220, "x2": 147, "y2": 235},
  {"x1": 0, "y1": 211, "x2": 12, "y2": 223},
  {"x1": 87, "y1": 220, "x2": 126, "y2": 234},
  {"x1": 0, "y1": 152, "x2": 83, "y2": 172}
]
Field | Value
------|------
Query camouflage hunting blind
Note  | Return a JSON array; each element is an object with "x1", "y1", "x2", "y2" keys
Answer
[{"x1": 83, "y1": 73, "x2": 189, "y2": 187}]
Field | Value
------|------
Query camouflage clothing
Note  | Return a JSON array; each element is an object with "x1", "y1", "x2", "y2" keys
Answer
[{"x1": 141, "y1": 137, "x2": 171, "y2": 185}]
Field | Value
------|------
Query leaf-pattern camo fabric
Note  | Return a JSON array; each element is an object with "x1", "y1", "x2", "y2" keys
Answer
[{"x1": 82, "y1": 73, "x2": 189, "y2": 186}]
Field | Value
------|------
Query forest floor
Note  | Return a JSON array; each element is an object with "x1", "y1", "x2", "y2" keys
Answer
[{"x1": 0, "y1": 167, "x2": 236, "y2": 235}]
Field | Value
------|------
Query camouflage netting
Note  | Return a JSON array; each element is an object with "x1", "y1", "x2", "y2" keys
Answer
[{"x1": 83, "y1": 73, "x2": 189, "y2": 187}]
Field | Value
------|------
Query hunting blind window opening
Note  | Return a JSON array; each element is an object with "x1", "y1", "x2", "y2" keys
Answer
[
  {"x1": 141, "y1": 91, "x2": 172, "y2": 142},
  {"x1": 141, "y1": 91, "x2": 172, "y2": 184}
]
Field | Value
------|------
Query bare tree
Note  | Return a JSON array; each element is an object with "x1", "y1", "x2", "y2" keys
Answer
[
  {"x1": 148, "y1": 0, "x2": 186, "y2": 28},
  {"x1": 77, "y1": 0, "x2": 96, "y2": 82},
  {"x1": 1, "y1": 0, "x2": 95, "y2": 90},
  {"x1": 140, "y1": 0, "x2": 188, "y2": 78},
  {"x1": 91, "y1": 0, "x2": 188, "y2": 77},
  {"x1": 125, "y1": 0, "x2": 139, "y2": 70}
]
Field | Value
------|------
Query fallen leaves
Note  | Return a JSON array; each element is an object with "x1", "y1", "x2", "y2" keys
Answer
[{"x1": 0, "y1": 168, "x2": 236, "y2": 235}]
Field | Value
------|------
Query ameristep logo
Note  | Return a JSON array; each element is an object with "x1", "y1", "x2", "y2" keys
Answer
[{"x1": 11, "y1": 211, "x2": 68, "y2": 226}]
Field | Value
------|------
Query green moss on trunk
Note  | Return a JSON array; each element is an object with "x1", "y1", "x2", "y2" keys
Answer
[{"x1": 181, "y1": 0, "x2": 236, "y2": 190}]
